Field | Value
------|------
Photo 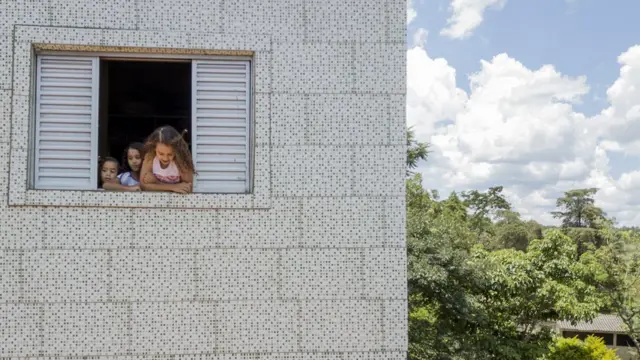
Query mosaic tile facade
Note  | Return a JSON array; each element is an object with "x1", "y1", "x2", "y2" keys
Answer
[{"x1": 0, "y1": 0, "x2": 407, "y2": 359}]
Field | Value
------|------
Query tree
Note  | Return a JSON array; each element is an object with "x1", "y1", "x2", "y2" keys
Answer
[
  {"x1": 461, "y1": 186, "x2": 511, "y2": 236},
  {"x1": 403, "y1": 142, "x2": 620, "y2": 359},
  {"x1": 514, "y1": 231, "x2": 607, "y2": 324},
  {"x1": 543, "y1": 336, "x2": 620, "y2": 360},
  {"x1": 551, "y1": 189, "x2": 607, "y2": 229},
  {"x1": 552, "y1": 189, "x2": 612, "y2": 256},
  {"x1": 407, "y1": 128, "x2": 429, "y2": 176},
  {"x1": 459, "y1": 186, "x2": 514, "y2": 250},
  {"x1": 590, "y1": 228, "x2": 640, "y2": 357},
  {"x1": 467, "y1": 231, "x2": 607, "y2": 359},
  {"x1": 407, "y1": 175, "x2": 608, "y2": 360},
  {"x1": 566, "y1": 227, "x2": 605, "y2": 256},
  {"x1": 407, "y1": 174, "x2": 479, "y2": 359},
  {"x1": 491, "y1": 210, "x2": 544, "y2": 251}
]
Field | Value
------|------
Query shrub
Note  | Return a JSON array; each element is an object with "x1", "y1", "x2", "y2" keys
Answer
[{"x1": 544, "y1": 335, "x2": 620, "y2": 360}]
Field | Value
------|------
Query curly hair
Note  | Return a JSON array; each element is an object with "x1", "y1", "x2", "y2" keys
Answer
[
  {"x1": 143, "y1": 126, "x2": 195, "y2": 174},
  {"x1": 121, "y1": 142, "x2": 144, "y2": 173},
  {"x1": 98, "y1": 156, "x2": 119, "y2": 187}
]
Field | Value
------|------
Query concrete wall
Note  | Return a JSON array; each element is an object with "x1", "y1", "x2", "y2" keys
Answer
[{"x1": 0, "y1": 0, "x2": 407, "y2": 358}]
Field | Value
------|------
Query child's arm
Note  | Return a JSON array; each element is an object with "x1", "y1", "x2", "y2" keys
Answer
[
  {"x1": 102, "y1": 180, "x2": 140, "y2": 192},
  {"x1": 139, "y1": 158, "x2": 189, "y2": 193},
  {"x1": 180, "y1": 169, "x2": 194, "y2": 193}
]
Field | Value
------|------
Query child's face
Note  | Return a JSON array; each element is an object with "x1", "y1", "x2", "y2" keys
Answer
[
  {"x1": 100, "y1": 161, "x2": 118, "y2": 183},
  {"x1": 155, "y1": 143, "x2": 175, "y2": 167},
  {"x1": 127, "y1": 148, "x2": 142, "y2": 172}
]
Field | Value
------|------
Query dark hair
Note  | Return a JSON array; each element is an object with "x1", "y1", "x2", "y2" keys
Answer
[
  {"x1": 143, "y1": 126, "x2": 194, "y2": 174},
  {"x1": 121, "y1": 142, "x2": 144, "y2": 173},
  {"x1": 98, "y1": 156, "x2": 119, "y2": 187}
]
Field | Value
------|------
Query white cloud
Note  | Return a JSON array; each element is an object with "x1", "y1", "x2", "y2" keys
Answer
[
  {"x1": 407, "y1": 46, "x2": 467, "y2": 141},
  {"x1": 581, "y1": 46, "x2": 640, "y2": 222},
  {"x1": 596, "y1": 46, "x2": 640, "y2": 154},
  {"x1": 408, "y1": 39, "x2": 640, "y2": 225},
  {"x1": 408, "y1": 0, "x2": 417, "y2": 25},
  {"x1": 440, "y1": 0, "x2": 506, "y2": 39}
]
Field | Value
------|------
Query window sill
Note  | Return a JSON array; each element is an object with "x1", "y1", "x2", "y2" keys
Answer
[{"x1": 9, "y1": 189, "x2": 271, "y2": 209}]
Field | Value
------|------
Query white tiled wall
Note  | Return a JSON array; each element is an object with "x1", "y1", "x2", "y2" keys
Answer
[{"x1": 0, "y1": 0, "x2": 407, "y2": 358}]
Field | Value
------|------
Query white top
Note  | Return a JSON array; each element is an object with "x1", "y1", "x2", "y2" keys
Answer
[{"x1": 152, "y1": 157, "x2": 181, "y2": 184}]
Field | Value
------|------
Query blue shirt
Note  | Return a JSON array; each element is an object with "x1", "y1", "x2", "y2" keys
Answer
[{"x1": 118, "y1": 172, "x2": 140, "y2": 186}]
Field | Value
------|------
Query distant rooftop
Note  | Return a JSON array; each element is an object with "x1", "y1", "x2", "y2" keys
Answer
[{"x1": 558, "y1": 314, "x2": 625, "y2": 333}]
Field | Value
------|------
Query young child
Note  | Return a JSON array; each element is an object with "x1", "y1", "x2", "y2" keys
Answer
[
  {"x1": 98, "y1": 157, "x2": 121, "y2": 190},
  {"x1": 102, "y1": 142, "x2": 143, "y2": 191},
  {"x1": 139, "y1": 126, "x2": 194, "y2": 194},
  {"x1": 119, "y1": 142, "x2": 144, "y2": 187}
]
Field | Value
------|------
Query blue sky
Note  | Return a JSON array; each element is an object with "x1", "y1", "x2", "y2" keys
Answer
[
  {"x1": 410, "y1": 0, "x2": 639, "y2": 116},
  {"x1": 406, "y1": 0, "x2": 640, "y2": 224}
]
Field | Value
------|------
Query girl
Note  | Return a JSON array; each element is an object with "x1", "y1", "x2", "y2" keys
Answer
[
  {"x1": 119, "y1": 142, "x2": 144, "y2": 186},
  {"x1": 103, "y1": 142, "x2": 144, "y2": 191},
  {"x1": 140, "y1": 126, "x2": 194, "y2": 194},
  {"x1": 99, "y1": 157, "x2": 122, "y2": 190}
]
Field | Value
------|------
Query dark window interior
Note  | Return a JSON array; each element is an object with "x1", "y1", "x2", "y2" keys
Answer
[
  {"x1": 617, "y1": 334, "x2": 638, "y2": 347},
  {"x1": 98, "y1": 60, "x2": 191, "y2": 161},
  {"x1": 563, "y1": 331, "x2": 588, "y2": 340},
  {"x1": 592, "y1": 332, "x2": 615, "y2": 346}
]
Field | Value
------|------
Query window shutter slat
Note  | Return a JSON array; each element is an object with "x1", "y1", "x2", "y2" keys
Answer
[
  {"x1": 192, "y1": 60, "x2": 251, "y2": 193},
  {"x1": 34, "y1": 56, "x2": 99, "y2": 190}
]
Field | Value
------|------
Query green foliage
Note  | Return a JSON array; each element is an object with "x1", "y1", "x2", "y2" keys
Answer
[
  {"x1": 544, "y1": 336, "x2": 620, "y2": 360},
  {"x1": 495, "y1": 221, "x2": 530, "y2": 250},
  {"x1": 461, "y1": 186, "x2": 511, "y2": 235},
  {"x1": 566, "y1": 227, "x2": 603, "y2": 256},
  {"x1": 407, "y1": 176, "x2": 608, "y2": 360},
  {"x1": 407, "y1": 128, "x2": 429, "y2": 176},
  {"x1": 551, "y1": 188, "x2": 608, "y2": 229},
  {"x1": 590, "y1": 228, "x2": 640, "y2": 355},
  {"x1": 407, "y1": 174, "x2": 480, "y2": 358},
  {"x1": 469, "y1": 230, "x2": 606, "y2": 344},
  {"x1": 525, "y1": 231, "x2": 608, "y2": 321},
  {"x1": 490, "y1": 210, "x2": 544, "y2": 251},
  {"x1": 403, "y1": 138, "x2": 640, "y2": 359}
]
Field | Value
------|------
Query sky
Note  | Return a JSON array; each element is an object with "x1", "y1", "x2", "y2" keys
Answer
[{"x1": 406, "y1": 0, "x2": 640, "y2": 225}]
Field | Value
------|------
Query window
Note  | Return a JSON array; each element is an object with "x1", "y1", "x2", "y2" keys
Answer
[
  {"x1": 32, "y1": 53, "x2": 252, "y2": 194},
  {"x1": 592, "y1": 332, "x2": 615, "y2": 346},
  {"x1": 616, "y1": 334, "x2": 638, "y2": 347}
]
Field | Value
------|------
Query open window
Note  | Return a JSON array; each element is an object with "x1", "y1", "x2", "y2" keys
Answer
[
  {"x1": 99, "y1": 60, "x2": 192, "y2": 163},
  {"x1": 616, "y1": 334, "x2": 639, "y2": 347},
  {"x1": 32, "y1": 53, "x2": 252, "y2": 193}
]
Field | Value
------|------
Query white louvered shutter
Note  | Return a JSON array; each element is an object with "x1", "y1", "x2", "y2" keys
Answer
[
  {"x1": 34, "y1": 56, "x2": 99, "y2": 190},
  {"x1": 192, "y1": 60, "x2": 251, "y2": 193}
]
